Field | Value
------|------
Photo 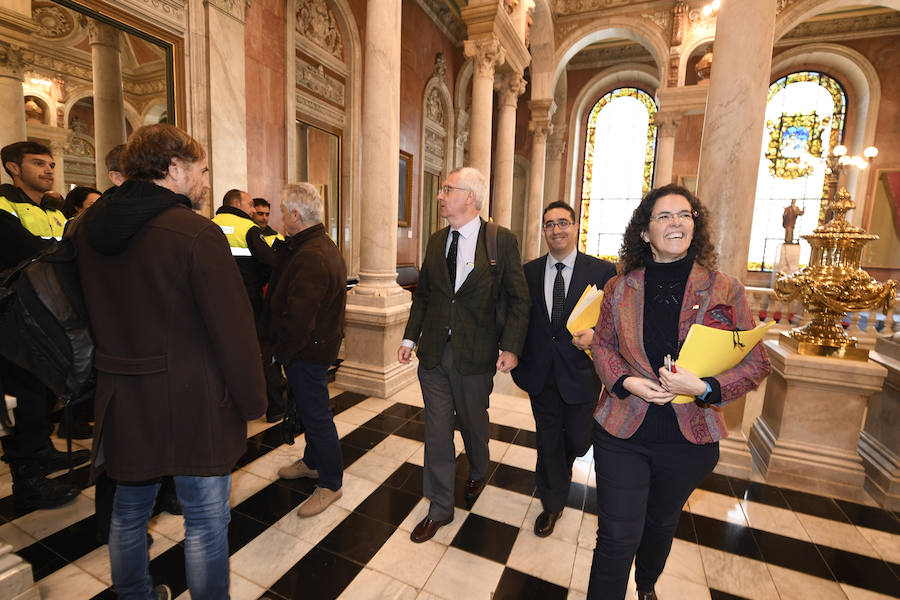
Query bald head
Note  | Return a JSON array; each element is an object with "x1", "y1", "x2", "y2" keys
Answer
[{"x1": 223, "y1": 188, "x2": 256, "y2": 218}]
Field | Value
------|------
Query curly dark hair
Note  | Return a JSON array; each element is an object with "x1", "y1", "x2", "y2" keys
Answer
[{"x1": 619, "y1": 184, "x2": 718, "y2": 274}]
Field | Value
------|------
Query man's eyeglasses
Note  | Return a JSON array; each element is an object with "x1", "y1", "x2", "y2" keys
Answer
[
  {"x1": 542, "y1": 219, "x2": 573, "y2": 231},
  {"x1": 440, "y1": 185, "x2": 467, "y2": 195},
  {"x1": 650, "y1": 211, "x2": 697, "y2": 225}
]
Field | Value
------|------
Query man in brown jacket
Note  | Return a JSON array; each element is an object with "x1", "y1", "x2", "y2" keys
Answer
[
  {"x1": 259, "y1": 183, "x2": 347, "y2": 517},
  {"x1": 76, "y1": 124, "x2": 266, "y2": 599}
]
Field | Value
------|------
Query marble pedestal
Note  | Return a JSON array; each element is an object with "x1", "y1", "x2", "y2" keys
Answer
[
  {"x1": 0, "y1": 543, "x2": 39, "y2": 600},
  {"x1": 334, "y1": 289, "x2": 417, "y2": 398},
  {"x1": 858, "y1": 338, "x2": 900, "y2": 509},
  {"x1": 714, "y1": 396, "x2": 753, "y2": 480},
  {"x1": 749, "y1": 340, "x2": 887, "y2": 501},
  {"x1": 770, "y1": 243, "x2": 800, "y2": 287}
]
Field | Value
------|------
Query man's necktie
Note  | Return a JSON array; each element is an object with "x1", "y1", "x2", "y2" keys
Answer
[
  {"x1": 551, "y1": 262, "x2": 565, "y2": 331},
  {"x1": 447, "y1": 230, "x2": 460, "y2": 291}
]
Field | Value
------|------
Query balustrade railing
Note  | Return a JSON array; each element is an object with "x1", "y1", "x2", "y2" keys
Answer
[{"x1": 745, "y1": 287, "x2": 900, "y2": 349}]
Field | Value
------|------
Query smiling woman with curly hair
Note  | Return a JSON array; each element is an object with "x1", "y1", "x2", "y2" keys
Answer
[
  {"x1": 586, "y1": 184, "x2": 771, "y2": 600},
  {"x1": 618, "y1": 184, "x2": 718, "y2": 274}
]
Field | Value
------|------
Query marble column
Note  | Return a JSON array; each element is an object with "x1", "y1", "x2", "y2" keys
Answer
[
  {"x1": 524, "y1": 100, "x2": 553, "y2": 260},
  {"x1": 335, "y1": 0, "x2": 415, "y2": 398},
  {"x1": 87, "y1": 20, "x2": 127, "y2": 191},
  {"x1": 695, "y1": 0, "x2": 776, "y2": 280},
  {"x1": 0, "y1": 39, "x2": 28, "y2": 186},
  {"x1": 653, "y1": 112, "x2": 681, "y2": 188},
  {"x1": 464, "y1": 38, "x2": 505, "y2": 219},
  {"x1": 204, "y1": 0, "x2": 249, "y2": 207},
  {"x1": 49, "y1": 140, "x2": 67, "y2": 196},
  {"x1": 492, "y1": 69, "x2": 526, "y2": 228},
  {"x1": 543, "y1": 71, "x2": 567, "y2": 209}
]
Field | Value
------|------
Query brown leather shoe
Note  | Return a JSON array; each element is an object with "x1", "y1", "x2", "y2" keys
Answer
[
  {"x1": 637, "y1": 589, "x2": 658, "y2": 600},
  {"x1": 410, "y1": 515, "x2": 453, "y2": 543},
  {"x1": 533, "y1": 510, "x2": 561, "y2": 537},
  {"x1": 463, "y1": 478, "x2": 485, "y2": 502}
]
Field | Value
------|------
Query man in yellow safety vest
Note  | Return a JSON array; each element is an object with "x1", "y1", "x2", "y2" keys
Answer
[{"x1": 0, "y1": 140, "x2": 89, "y2": 512}]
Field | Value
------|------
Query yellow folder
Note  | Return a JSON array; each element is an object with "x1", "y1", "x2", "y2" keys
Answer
[
  {"x1": 566, "y1": 284, "x2": 604, "y2": 335},
  {"x1": 671, "y1": 321, "x2": 775, "y2": 404}
]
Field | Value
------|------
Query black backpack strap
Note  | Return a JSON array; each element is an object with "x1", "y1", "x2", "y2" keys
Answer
[{"x1": 485, "y1": 221, "x2": 499, "y2": 271}]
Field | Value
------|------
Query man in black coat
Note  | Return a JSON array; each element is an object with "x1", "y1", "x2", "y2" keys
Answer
[
  {"x1": 512, "y1": 201, "x2": 616, "y2": 537},
  {"x1": 260, "y1": 183, "x2": 347, "y2": 518}
]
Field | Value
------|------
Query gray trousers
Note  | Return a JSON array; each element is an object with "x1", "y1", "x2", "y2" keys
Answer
[{"x1": 418, "y1": 343, "x2": 493, "y2": 520}]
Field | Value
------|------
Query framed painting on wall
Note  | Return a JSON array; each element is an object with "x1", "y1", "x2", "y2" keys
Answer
[{"x1": 399, "y1": 151, "x2": 413, "y2": 227}]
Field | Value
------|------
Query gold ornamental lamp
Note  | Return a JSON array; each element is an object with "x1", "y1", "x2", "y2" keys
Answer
[{"x1": 774, "y1": 188, "x2": 897, "y2": 361}]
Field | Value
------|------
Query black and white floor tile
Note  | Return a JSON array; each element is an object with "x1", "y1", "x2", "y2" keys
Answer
[{"x1": 1, "y1": 376, "x2": 899, "y2": 600}]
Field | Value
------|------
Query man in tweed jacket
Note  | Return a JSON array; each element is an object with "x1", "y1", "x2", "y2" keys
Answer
[{"x1": 398, "y1": 167, "x2": 530, "y2": 543}]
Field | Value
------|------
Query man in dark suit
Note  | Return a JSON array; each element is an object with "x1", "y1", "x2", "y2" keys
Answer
[
  {"x1": 398, "y1": 166, "x2": 530, "y2": 543},
  {"x1": 512, "y1": 201, "x2": 615, "y2": 537}
]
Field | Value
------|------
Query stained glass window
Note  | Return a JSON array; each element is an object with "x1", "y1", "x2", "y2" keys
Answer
[
  {"x1": 579, "y1": 87, "x2": 657, "y2": 260},
  {"x1": 748, "y1": 72, "x2": 846, "y2": 271}
]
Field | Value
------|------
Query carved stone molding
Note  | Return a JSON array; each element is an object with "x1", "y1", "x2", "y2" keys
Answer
[
  {"x1": 206, "y1": 0, "x2": 248, "y2": 23},
  {"x1": 781, "y1": 12, "x2": 900, "y2": 41},
  {"x1": 123, "y1": 78, "x2": 167, "y2": 96},
  {"x1": 528, "y1": 119, "x2": 552, "y2": 144},
  {"x1": 32, "y1": 1, "x2": 76, "y2": 40},
  {"x1": 296, "y1": 0, "x2": 344, "y2": 61},
  {"x1": 296, "y1": 56, "x2": 345, "y2": 106},
  {"x1": 114, "y1": 0, "x2": 185, "y2": 33},
  {"x1": 425, "y1": 88, "x2": 444, "y2": 125},
  {"x1": 30, "y1": 50, "x2": 92, "y2": 82},
  {"x1": 494, "y1": 70, "x2": 527, "y2": 107},
  {"x1": 0, "y1": 40, "x2": 27, "y2": 78},
  {"x1": 464, "y1": 38, "x2": 506, "y2": 79},
  {"x1": 547, "y1": 138, "x2": 567, "y2": 160},
  {"x1": 655, "y1": 112, "x2": 681, "y2": 137},
  {"x1": 432, "y1": 52, "x2": 447, "y2": 82},
  {"x1": 414, "y1": 0, "x2": 465, "y2": 43},
  {"x1": 296, "y1": 89, "x2": 344, "y2": 129},
  {"x1": 555, "y1": 0, "x2": 632, "y2": 15},
  {"x1": 775, "y1": 0, "x2": 801, "y2": 15},
  {"x1": 641, "y1": 8, "x2": 670, "y2": 36},
  {"x1": 671, "y1": 1, "x2": 687, "y2": 46},
  {"x1": 687, "y1": 8, "x2": 717, "y2": 36},
  {"x1": 86, "y1": 19, "x2": 122, "y2": 50}
]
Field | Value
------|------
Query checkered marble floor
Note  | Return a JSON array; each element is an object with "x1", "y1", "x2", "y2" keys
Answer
[{"x1": 0, "y1": 374, "x2": 898, "y2": 600}]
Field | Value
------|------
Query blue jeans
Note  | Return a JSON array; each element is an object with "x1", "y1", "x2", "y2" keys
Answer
[
  {"x1": 285, "y1": 358, "x2": 343, "y2": 490},
  {"x1": 109, "y1": 475, "x2": 232, "y2": 599}
]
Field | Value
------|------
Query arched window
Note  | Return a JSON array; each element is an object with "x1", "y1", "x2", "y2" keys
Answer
[
  {"x1": 579, "y1": 87, "x2": 657, "y2": 260},
  {"x1": 749, "y1": 71, "x2": 847, "y2": 270}
]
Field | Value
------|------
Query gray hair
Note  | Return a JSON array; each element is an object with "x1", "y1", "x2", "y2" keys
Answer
[
  {"x1": 281, "y1": 183, "x2": 324, "y2": 225},
  {"x1": 449, "y1": 166, "x2": 487, "y2": 211}
]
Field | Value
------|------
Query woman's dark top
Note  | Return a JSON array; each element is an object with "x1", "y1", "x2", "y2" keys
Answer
[{"x1": 630, "y1": 250, "x2": 694, "y2": 442}]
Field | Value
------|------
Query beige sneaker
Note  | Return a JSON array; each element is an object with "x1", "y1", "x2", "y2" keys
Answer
[
  {"x1": 278, "y1": 459, "x2": 319, "y2": 480},
  {"x1": 297, "y1": 486, "x2": 342, "y2": 517}
]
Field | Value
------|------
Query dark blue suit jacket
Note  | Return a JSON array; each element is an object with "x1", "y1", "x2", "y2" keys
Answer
[{"x1": 511, "y1": 252, "x2": 616, "y2": 405}]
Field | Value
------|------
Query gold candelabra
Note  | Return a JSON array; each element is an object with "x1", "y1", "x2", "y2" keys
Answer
[{"x1": 774, "y1": 188, "x2": 897, "y2": 361}]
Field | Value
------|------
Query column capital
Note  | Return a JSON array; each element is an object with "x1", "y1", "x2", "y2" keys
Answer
[
  {"x1": 86, "y1": 19, "x2": 121, "y2": 50},
  {"x1": 528, "y1": 118, "x2": 552, "y2": 144},
  {"x1": 0, "y1": 40, "x2": 27, "y2": 79},
  {"x1": 464, "y1": 38, "x2": 506, "y2": 79},
  {"x1": 547, "y1": 138, "x2": 567, "y2": 160},
  {"x1": 655, "y1": 111, "x2": 682, "y2": 137},
  {"x1": 528, "y1": 97, "x2": 555, "y2": 122},
  {"x1": 494, "y1": 69, "x2": 526, "y2": 108}
]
